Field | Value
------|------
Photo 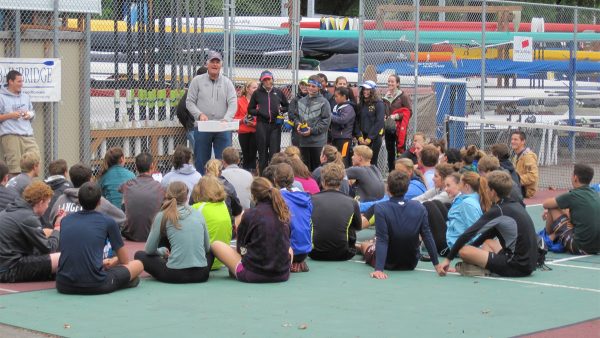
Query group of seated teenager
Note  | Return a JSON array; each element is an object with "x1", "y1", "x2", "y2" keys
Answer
[{"x1": 0, "y1": 132, "x2": 598, "y2": 295}]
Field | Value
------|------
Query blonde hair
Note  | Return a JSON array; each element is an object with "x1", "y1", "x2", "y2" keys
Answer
[
  {"x1": 192, "y1": 175, "x2": 227, "y2": 203},
  {"x1": 395, "y1": 158, "x2": 425, "y2": 183},
  {"x1": 284, "y1": 146, "x2": 301, "y2": 160},
  {"x1": 204, "y1": 159, "x2": 223, "y2": 177},
  {"x1": 353, "y1": 145, "x2": 373, "y2": 161},
  {"x1": 461, "y1": 171, "x2": 492, "y2": 212},
  {"x1": 477, "y1": 155, "x2": 500, "y2": 173},
  {"x1": 240, "y1": 80, "x2": 258, "y2": 97},
  {"x1": 160, "y1": 181, "x2": 189, "y2": 235},
  {"x1": 20, "y1": 152, "x2": 40, "y2": 172}
]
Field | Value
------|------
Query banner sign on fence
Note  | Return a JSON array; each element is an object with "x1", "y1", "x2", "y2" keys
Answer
[
  {"x1": 513, "y1": 36, "x2": 533, "y2": 62},
  {"x1": 0, "y1": 0, "x2": 101, "y2": 14},
  {"x1": 0, "y1": 58, "x2": 61, "y2": 102}
]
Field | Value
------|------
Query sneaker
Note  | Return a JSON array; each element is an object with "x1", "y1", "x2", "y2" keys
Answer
[
  {"x1": 455, "y1": 262, "x2": 490, "y2": 277},
  {"x1": 290, "y1": 261, "x2": 309, "y2": 273},
  {"x1": 127, "y1": 277, "x2": 140, "y2": 288},
  {"x1": 419, "y1": 254, "x2": 431, "y2": 262}
]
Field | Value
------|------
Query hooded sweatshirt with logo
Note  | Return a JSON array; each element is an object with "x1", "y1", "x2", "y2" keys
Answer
[
  {"x1": 49, "y1": 187, "x2": 126, "y2": 227},
  {"x1": 0, "y1": 86, "x2": 35, "y2": 136}
]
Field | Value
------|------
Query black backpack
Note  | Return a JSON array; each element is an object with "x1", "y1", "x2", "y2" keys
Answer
[{"x1": 176, "y1": 91, "x2": 195, "y2": 130}]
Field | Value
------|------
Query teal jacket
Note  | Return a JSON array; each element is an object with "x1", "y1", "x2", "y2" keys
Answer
[{"x1": 98, "y1": 165, "x2": 135, "y2": 208}]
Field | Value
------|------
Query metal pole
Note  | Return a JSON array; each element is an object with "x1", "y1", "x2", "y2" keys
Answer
[
  {"x1": 223, "y1": 0, "x2": 230, "y2": 78},
  {"x1": 291, "y1": 0, "x2": 300, "y2": 95},
  {"x1": 81, "y1": 13, "x2": 92, "y2": 164},
  {"x1": 413, "y1": 0, "x2": 420, "y2": 133},
  {"x1": 307, "y1": 0, "x2": 315, "y2": 17},
  {"x1": 480, "y1": 0, "x2": 487, "y2": 149},
  {"x1": 569, "y1": 8, "x2": 578, "y2": 163},
  {"x1": 52, "y1": 0, "x2": 60, "y2": 161},
  {"x1": 357, "y1": 0, "x2": 364, "y2": 85},
  {"x1": 230, "y1": 0, "x2": 236, "y2": 81},
  {"x1": 281, "y1": 0, "x2": 287, "y2": 17},
  {"x1": 185, "y1": 0, "x2": 192, "y2": 82},
  {"x1": 14, "y1": 10, "x2": 21, "y2": 57}
]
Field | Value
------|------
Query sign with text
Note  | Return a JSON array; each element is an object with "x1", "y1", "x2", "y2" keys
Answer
[
  {"x1": 0, "y1": 58, "x2": 61, "y2": 102},
  {"x1": 513, "y1": 36, "x2": 533, "y2": 62}
]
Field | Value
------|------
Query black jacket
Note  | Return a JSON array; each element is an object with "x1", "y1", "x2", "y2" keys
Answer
[
  {"x1": 0, "y1": 198, "x2": 60, "y2": 271},
  {"x1": 248, "y1": 85, "x2": 289, "y2": 124},
  {"x1": 499, "y1": 159, "x2": 521, "y2": 187},
  {"x1": 357, "y1": 99, "x2": 385, "y2": 141}
]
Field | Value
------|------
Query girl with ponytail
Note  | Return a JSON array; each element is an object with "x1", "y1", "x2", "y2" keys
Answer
[
  {"x1": 98, "y1": 147, "x2": 135, "y2": 208},
  {"x1": 312, "y1": 145, "x2": 351, "y2": 194},
  {"x1": 211, "y1": 177, "x2": 293, "y2": 283},
  {"x1": 134, "y1": 181, "x2": 213, "y2": 283},
  {"x1": 444, "y1": 172, "x2": 488, "y2": 252}
]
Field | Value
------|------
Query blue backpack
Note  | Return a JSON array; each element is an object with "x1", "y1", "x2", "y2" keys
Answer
[{"x1": 538, "y1": 229, "x2": 565, "y2": 253}]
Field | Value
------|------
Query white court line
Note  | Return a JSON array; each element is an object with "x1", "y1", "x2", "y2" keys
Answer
[
  {"x1": 415, "y1": 268, "x2": 600, "y2": 294},
  {"x1": 0, "y1": 288, "x2": 18, "y2": 293},
  {"x1": 548, "y1": 263, "x2": 600, "y2": 271},
  {"x1": 549, "y1": 255, "x2": 592, "y2": 264},
  {"x1": 525, "y1": 204, "x2": 542, "y2": 208}
]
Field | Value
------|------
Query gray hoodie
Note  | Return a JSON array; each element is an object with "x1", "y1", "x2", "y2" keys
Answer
[
  {"x1": 49, "y1": 187, "x2": 126, "y2": 227},
  {"x1": 185, "y1": 73, "x2": 237, "y2": 122},
  {"x1": 0, "y1": 86, "x2": 35, "y2": 136},
  {"x1": 161, "y1": 164, "x2": 202, "y2": 200}
]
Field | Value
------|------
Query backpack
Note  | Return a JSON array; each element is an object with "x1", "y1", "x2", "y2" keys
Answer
[{"x1": 176, "y1": 91, "x2": 195, "y2": 130}]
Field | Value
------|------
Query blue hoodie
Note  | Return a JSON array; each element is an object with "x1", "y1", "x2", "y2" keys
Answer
[
  {"x1": 0, "y1": 86, "x2": 35, "y2": 136},
  {"x1": 280, "y1": 188, "x2": 313, "y2": 255},
  {"x1": 446, "y1": 192, "x2": 482, "y2": 248}
]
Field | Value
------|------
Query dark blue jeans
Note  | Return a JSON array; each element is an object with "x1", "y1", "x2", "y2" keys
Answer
[{"x1": 193, "y1": 131, "x2": 232, "y2": 175}]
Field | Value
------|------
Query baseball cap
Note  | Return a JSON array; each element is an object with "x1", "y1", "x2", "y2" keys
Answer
[
  {"x1": 207, "y1": 51, "x2": 222, "y2": 62},
  {"x1": 360, "y1": 80, "x2": 377, "y2": 89},
  {"x1": 260, "y1": 70, "x2": 273, "y2": 81}
]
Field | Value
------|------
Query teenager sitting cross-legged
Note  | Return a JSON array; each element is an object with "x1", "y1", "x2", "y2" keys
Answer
[
  {"x1": 56, "y1": 182, "x2": 143, "y2": 295},
  {"x1": 211, "y1": 177, "x2": 292, "y2": 283},
  {"x1": 134, "y1": 182, "x2": 212, "y2": 283},
  {"x1": 439, "y1": 171, "x2": 539, "y2": 277},
  {"x1": 357, "y1": 170, "x2": 445, "y2": 279}
]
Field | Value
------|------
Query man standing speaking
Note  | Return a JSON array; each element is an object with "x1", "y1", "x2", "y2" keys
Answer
[{"x1": 186, "y1": 51, "x2": 237, "y2": 174}]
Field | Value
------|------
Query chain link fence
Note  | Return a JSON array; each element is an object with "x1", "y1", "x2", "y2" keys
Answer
[{"x1": 0, "y1": 0, "x2": 598, "y2": 189}]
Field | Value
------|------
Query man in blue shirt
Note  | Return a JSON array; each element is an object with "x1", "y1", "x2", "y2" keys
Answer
[
  {"x1": 358, "y1": 170, "x2": 445, "y2": 279},
  {"x1": 56, "y1": 182, "x2": 143, "y2": 294}
]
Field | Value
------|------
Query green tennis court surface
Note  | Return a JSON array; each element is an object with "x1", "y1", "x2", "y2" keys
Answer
[{"x1": 0, "y1": 206, "x2": 598, "y2": 338}]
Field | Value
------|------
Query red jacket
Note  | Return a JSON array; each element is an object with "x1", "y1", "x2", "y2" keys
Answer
[{"x1": 234, "y1": 96, "x2": 256, "y2": 134}]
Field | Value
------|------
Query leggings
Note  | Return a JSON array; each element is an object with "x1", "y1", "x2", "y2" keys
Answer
[
  {"x1": 134, "y1": 251, "x2": 213, "y2": 284},
  {"x1": 238, "y1": 132, "x2": 257, "y2": 172},
  {"x1": 423, "y1": 200, "x2": 450, "y2": 256}
]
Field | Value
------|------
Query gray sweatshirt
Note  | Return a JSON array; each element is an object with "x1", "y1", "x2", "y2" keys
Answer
[
  {"x1": 49, "y1": 187, "x2": 126, "y2": 227},
  {"x1": 185, "y1": 73, "x2": 237, "y2": 122},
  {"x1": 0, "y1": 87, "x2": 35, "y2": 136}
]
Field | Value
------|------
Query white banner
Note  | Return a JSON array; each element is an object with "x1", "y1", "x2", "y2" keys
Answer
[
  {"x1": 0, "y1": 58, "x2": 61, "y2": 102},
  {"x1": 513, "y1": 36, "x2": 533, "y2": 63},
  {"x1": 0, "y1": 0, "x2": 101, "y2": 14}
]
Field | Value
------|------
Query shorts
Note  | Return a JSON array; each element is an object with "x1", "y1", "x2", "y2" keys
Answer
[
  {"x1": 551, "y1": 215, "x2": 588, "y2": 255},
  {"x1": 56, "y1": 266, "x2": 131, "y2": 295},
  {"x1": 363, "y1": 243, "x2": 417, "y2": 270},
  {"x1": 309, "y1": 248, "x2": 356, "y2": 261},
  {"x1": 485, "y1": 250, "x2": 532, "y2": 277},
  {"x1": 234, "y1": 263, "x2": 289, "y2": 283},
  {"x1": 0, "y1": 255, "x2": 52, "y2": 283},
  {"x1": 0, "y1": 135, "x2": 40, "y2": 174}
]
